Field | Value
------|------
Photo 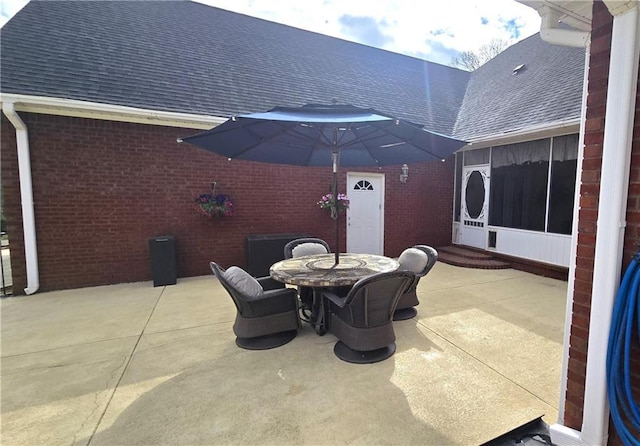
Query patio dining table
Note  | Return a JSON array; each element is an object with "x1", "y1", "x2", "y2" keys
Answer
[{"x1": 270, "y1": 253, "x2": 399, "y2": 334}]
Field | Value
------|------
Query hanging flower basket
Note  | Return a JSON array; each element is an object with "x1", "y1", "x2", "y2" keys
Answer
[
  {"x1": 195, "y1": 193, "x2": 234, "y2": 218},
  {"x1": 318, "y1": 193, "x2": 349, "y2": 219}
]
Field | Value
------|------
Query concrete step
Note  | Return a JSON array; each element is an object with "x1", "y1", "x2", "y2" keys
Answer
[
  {"x1": 438, "y1": 245, "x2": 495, "y2": 260},
  {"x1": 437, "y1": 246, "x2": 511, "y2": 270}
]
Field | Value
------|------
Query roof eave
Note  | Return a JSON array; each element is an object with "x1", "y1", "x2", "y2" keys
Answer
[
  {"x1": 0, "y1": 93, "x2": 226, "y2": 129},
  {"x1": 460, "y1": 118, "x2": 581, "y2": 150}
]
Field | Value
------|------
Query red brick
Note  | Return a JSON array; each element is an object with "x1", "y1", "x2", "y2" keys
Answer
[
  {"x1": 586, "y1": 86, "x2": 607, "y2": 107},
  {"x1": 1, "y1": 113, "x2": 457, "y2": 291},
  {"x1": 588, "y1": 59, "x2": 612, "y2": 83},
  {"x1": 574, "y1": 269, "x2": 593, "y2": 286},
  {"x1": 567, "y1": 376, "x2": 586, "y2": 394},
  {"x1": 579, "y1": 195, "x2": 599, "y2": 209},
  {"x1": 627, "y1": 210, "x2": 640, "y2": 224},
  {"x1": 578, "y1": 209, "x2": 598, "y2": 224},
  {"x1": 583, "y1": 144, "x2": 604, "y2": 159},
  {"x1": 583, "y1": 132, "x2": 605, "y2": 146},
  {"x1": 565, "y1": 416, "x2": 582, "y2": 431},
  {"x1": 569, "y1": 349, "x2": 587, "y2": 371},
  {"x1": 581, "y1": 169, "x2": 601, "y2": 183},
  {"x1": 577, "y1": 232, "x2": 596, "y2": 245},
  {"x1": 572, "y1": 313, "x2": 591, "y2": 331}
]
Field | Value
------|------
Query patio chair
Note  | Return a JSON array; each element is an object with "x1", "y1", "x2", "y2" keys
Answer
[
  {"x1": 393, "y1": 245, "x2": 438, "y2": 321},
  {"x1": 284, "y1": 237, "x2": 330, "y2": 259},
  {"x1": 321, "y1": 270, "x2": 416, "y2": 363},
  {"x1": 283, "y1": 237, "x2": 331, "y2": 320},
  {"x1": 210, "y1": 262, "x2": 300, "y2": 350}
]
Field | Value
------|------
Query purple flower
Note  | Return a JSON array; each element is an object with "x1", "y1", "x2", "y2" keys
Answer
[
  {"x1": 195, "y1": 193, "x2": 234, "y2": 217},
  {"x1": 317, "y1": 193, "x2": 349, "y2": 211},
  {"x1": 196, "y1": 193, "x2": 212, "y2": 204}
]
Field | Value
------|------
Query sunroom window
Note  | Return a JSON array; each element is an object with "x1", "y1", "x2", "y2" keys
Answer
[
  {"x1": 547, "y1": 134, "x2": 578, "y2": 234},
  {"x1": 487, "y1": 136, "x2": 578, "y2": 235},
  {"x1": 489, "y1": 139, "x2": 550, "y2": 231}
]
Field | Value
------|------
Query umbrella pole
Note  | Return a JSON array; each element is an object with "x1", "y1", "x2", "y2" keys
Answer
[
  {"x1": 334, "y1": 190, "x2": 339, "y2": 265},
  {"x1": 331, "y1": 131, "x2": 339, "y2": 266},
  {"x1": 332, "y1": 152, "x2": 339, "y2": 265}
]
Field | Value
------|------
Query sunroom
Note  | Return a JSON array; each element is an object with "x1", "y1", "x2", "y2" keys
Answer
[{"x1": 453, "y1": 133, "x2": 579, "y2": 269}]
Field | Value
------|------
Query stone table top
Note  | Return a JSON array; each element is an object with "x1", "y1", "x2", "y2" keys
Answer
[{"x1": 270, "y1": 253, "x2": 399, "y2": 287}]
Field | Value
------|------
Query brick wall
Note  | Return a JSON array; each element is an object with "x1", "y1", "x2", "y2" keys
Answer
[
  {"x1": 564, "y1": 2, "x2": 640, "y2": 443},
  {"x1": 564, "y1": 1, "x2": 613, "y2": 429},
  {"x1": 0, "y1": 113, "x2": 454, "y2": 292}
]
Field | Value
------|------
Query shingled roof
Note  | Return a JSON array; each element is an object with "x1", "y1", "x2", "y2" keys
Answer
[
  {"x1": 1, "y1": 2, "x2": 586, "y2": 140},
  {"x1": 453, "y1": 33, "x2": 585, "y2": 140},
  {"x1": 0, "y1": 1, "x2": 470, "y2": 135}
]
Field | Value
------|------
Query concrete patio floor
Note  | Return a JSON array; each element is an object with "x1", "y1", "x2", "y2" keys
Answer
[{"x1": 1, "y1": 263, "x2": 567, "y2": 445}]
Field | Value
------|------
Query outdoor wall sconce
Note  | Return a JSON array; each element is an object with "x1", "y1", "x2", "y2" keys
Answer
[{"x1": 400, "y1": 164, "x2": 409, "y2": 183}]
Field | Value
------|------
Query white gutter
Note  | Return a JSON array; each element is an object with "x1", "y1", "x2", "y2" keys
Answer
[
  {"x1": 525, "y1": 2, "x2": 640, "y2": 445},
  {"x1": 2, "y1": 102, "x2": 39, "y2": 295},
  {"x1": 0, "y1": 94, "x2": 226, "y2": 295},
  {"x1": 462, "y1": 118, "x2": 580, "y2": 150},
  {"x1": 547, "y1": 5, "x2": 640, "y2": 446},
  {"x1": 0, "y1": 93, "x2": 226, "y2": 130},
  {"x1": 580, "y1": 6, "x2": 640, "y2": 445}
]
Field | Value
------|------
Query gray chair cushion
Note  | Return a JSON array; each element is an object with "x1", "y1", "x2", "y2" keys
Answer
[
  {"x1": 224, "y1": 266, "x2": 263, "y2": 298},
  {"x1": 398, "y1": 248, "x2": 429, "y2": 274},
  {"x1": 291, "y1": 243, "x2": 328, "y2": 258}
]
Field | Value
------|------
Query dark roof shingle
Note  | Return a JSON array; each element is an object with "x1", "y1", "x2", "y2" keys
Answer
[
  {"x1": 0, "y1": 1, "x2": 470, "y2": 135},
  {"x1": 452, "y1": 33, "x2": 585, "y2": 140}
]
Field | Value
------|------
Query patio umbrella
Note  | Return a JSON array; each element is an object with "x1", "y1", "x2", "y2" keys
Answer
[{"x1": 178, "y1": 104, "x2": 467, "y2": 264}]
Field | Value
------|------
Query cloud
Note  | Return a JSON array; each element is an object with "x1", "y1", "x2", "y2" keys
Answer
[
  {"x1": 0, "y1": 0, "x2": 29, "y2": 28},
  {"x1": 429, "y1": 28, "x2": 454, "y2": 38},
  {"x1": 421, "y1": 39, "x2": 460, "y2": 66},
  {"x1": 500, "y1": 17, "x2": 521, "y2": 39},
  {"x1": 2, "y1": 0, "x2": 543, "y2": 65},
  {"x1": 163, "y1": 0, "x2": 543, "y2": 65},
  {"x1": 338, "y1": 15, "x2": 393, "y2": 47}
]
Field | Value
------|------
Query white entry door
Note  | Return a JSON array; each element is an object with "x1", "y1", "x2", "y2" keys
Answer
[
  {"x1": 346, "y1": 173, "x2": 384, "y2": 254},
  {"x1": 459, "y1": 165, "x2": 490, "y2": 249}
]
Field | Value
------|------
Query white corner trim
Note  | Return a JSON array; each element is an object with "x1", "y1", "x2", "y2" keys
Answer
[
  {"x1": 0, "y1": 93, "x2": 226, "y2": 129},
  {"x1": 557, "y1": 42, "x2": 591, "y2": 426}
]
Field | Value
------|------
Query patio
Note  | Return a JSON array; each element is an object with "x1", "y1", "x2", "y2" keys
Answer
[{"x1": 0, "y1": 262, "x2": 566, "y2": 445}]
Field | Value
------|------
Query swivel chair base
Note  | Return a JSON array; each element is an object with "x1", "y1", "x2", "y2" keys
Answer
[
  {"x1": 393, "y1": 307, "x2": 417, "y2": 321},
  {"x1": 236, "y1": 330, "x2": 297, "y2": 350},
  {"x1": 333, "y1": 341, "x2": 396, "y2": 364}
]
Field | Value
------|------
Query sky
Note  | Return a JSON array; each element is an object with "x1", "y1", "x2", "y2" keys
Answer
[{"x1": 0, "y1": 0, "x2": 542, "y2": 67}]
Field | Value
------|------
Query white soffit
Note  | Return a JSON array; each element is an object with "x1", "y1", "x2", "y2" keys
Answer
[
  {"x1": 519, "y1": 1, "x2": 639, "y2": 28},
  {"x1": 518, "y1": 1, "x2": 593, "y2": 31}
]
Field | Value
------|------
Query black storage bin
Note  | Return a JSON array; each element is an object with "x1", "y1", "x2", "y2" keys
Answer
[
  {"x1": 246, "y1": 233, "x2": 307, "y2": 277},
  {"x1": 149, "y1": 236, "x2": 177, "y2": 287}
]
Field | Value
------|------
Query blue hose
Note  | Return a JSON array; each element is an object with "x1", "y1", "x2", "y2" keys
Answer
[{"x1": 606, "y1": 254, "x2": 640, "y2": 445}]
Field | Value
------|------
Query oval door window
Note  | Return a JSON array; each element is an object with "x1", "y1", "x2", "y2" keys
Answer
[{"x1": 465, "y1": 171, "x2": 485, "y2": 219}]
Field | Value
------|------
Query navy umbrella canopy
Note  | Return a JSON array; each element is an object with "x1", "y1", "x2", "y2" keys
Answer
[
  {"x1": 179, "y1": 104, "x2": 468, "y2": 264},
  {"x1": 179, "y1": 104, "x2": 466, "y2": 167}
]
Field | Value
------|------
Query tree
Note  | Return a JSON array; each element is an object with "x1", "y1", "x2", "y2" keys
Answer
[{"x1": 451, "y1": 38, "x2": 510, "y2": 71}]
